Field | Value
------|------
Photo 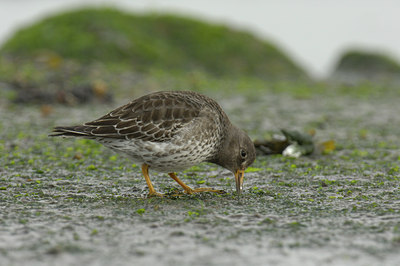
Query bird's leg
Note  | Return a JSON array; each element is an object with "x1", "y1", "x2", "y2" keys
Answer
[
  {"x1": 168, "y1": 173, "x2": 225, "y2": 194},
  {"x1": 141, "y1": 164, "x2": 163, "y2": 197}
]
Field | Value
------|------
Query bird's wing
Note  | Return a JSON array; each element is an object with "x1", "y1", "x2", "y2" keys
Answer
[{"x1": 80, "y1": 91, "x2": 203, "y2": 142}]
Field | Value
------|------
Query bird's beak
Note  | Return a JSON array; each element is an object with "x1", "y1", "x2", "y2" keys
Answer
[{"x1": 234, "y1": 169, "x2": 245, "y2": 194}]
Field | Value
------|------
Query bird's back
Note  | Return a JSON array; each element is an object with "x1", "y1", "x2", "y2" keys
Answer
[
  {"x1": 51, "y1": 91, "x2": 224, "y2": 140},
  {"x1": 50, "y1": 91, "x2": 230, "y2": 171}
]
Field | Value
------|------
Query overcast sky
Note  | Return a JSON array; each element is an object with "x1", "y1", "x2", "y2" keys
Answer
[{"x1": 1, "y1": 0, "x2": 399, "y2": 78}]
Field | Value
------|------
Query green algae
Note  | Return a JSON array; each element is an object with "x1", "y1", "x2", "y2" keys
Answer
[
  {"x1": 0, "y1": 8, "x2": 306, "y2": 80},
  {"x1": 0, "y1": 90, "x2": 399, "y2": 265}
]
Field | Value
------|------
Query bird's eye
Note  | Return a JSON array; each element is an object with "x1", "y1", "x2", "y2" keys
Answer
[{"x1": 240, "y1": 149, "x2": 247, "y2": 159}]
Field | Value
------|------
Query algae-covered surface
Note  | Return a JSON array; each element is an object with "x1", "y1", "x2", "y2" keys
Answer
[
  {"x1": 0, "y1": 8, "x2": 306, "y2": 80},
  {"x1": 1, "y1": 89, "x2": 400, "y2": 266}
]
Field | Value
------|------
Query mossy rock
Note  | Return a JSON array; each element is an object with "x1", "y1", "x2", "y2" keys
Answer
[
  {"x1": 0, "y1": 8, "x2": 306, "y2": 80},
  {"x1": 332, "y1": 50, "x2": 400, "y2": 83}
]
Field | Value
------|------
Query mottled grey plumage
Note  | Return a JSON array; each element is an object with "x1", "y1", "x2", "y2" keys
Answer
[{"x1": 50, "y1": 91, "x2": 256, "y2": 195}]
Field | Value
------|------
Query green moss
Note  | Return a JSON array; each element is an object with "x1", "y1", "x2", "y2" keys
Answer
[
  {"x1": 245, "y1": 167, "x2": 263, "y2": 173},
  {"x1": 334, "y1": 50, "x2": 400, "y2": 75},
  {"x1": 136, "y1": 208, "x2": 146, "y2": 215},
  {"x1": 0, "y1": 83, "x2": 399, "y2": 264},
  {"x1": 1, "y1": 7, "x2": 306, "y2": 80}
]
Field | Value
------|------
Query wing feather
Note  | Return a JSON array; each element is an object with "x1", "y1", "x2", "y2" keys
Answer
[{"x1": 83, "y1": 91, "x2": 203, "y2": 142}]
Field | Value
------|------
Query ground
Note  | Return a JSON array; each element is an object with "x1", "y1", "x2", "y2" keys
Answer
[{"x1": 1, "y1": 85, "x2": 399, "y2": 266}]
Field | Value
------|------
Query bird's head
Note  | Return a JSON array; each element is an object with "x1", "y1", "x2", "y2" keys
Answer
[{"x1": 215, "y1": 125, "x2": 256, "y2": 194}]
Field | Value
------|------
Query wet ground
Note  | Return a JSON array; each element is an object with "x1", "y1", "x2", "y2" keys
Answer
[{"x1": 1, "y1": 89, "x2": 399, "y2": 266}]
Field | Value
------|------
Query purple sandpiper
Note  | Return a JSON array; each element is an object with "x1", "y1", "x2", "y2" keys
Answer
[{"x1": 50, "y1": 91, "x2": 256, "y2": 196}]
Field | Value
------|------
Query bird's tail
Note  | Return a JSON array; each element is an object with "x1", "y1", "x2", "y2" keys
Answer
[{"x1": 49, "y1": 125, "x2": 93, "y2": 138}]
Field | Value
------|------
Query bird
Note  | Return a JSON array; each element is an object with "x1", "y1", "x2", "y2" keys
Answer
[{"x1": 50, "y1": 90, "x2": 256, "y2": 196}]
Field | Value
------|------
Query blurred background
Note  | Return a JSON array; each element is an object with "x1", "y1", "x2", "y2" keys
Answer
[
  {"x1": 1, "y1": 0, "x2": 400, "y2": 104},
  {"x1": 1, "y1": 0, "x2": 400, "y2": 78}
]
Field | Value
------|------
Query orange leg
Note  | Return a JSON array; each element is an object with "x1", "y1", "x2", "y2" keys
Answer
[
  {"x1": 168, "y1": 172, "x2": 225, "y2": 195},
  {"x1": 141, "y1": 164, "x2": 163, "y2": 197}
]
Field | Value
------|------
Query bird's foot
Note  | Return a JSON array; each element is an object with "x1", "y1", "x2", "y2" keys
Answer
[
  {"x1": 147, "y1": 191, "x2": 164, "y2": 198},
  {"x1": 167, "y1": 173, "x2": 226, "y2": 196}
]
